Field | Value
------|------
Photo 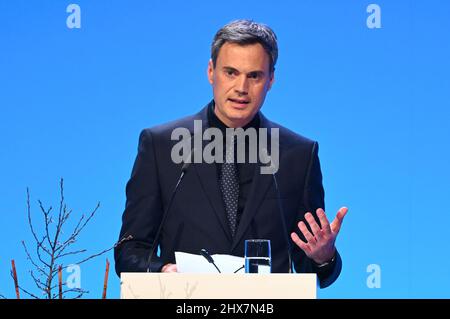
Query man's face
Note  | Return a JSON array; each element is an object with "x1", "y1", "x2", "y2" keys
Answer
[{"x1": 207, "y1": 42, "x2": 275, "y2": 128}]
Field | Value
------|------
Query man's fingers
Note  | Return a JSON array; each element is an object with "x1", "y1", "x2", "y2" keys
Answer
[
  {"x1": 330, "y1": 206, "x2": 348, "y2": 234},
  {"x1": 317, "y1": 208, "x2": 331, "y2": 235},
  {"x1": 291, "y1": 232, "x2": 311, "y2": 253},
  {"x1": 298, "y1": 221, "x2": 317, "y2": 244},
  {"x1": 305, "y1": 213, "x2": 322, "y2": 238},
  {"x1": 161, "y1": 263, "x2": 178, "y2": 273}
]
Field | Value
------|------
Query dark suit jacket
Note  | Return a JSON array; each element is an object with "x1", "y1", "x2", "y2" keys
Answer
[{"x1": 115, "y1": 101, "x2": 342, "y2": 288}]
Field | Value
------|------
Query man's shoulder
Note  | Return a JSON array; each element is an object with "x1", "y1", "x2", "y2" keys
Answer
[
  {"x1": 140, "y1": 108, "x2": 205, "y2": 138},
  {"x1": 148, "y1": 114, "x2": 199, "y2": 134},
  {"x1": 264, "y1": 117, "x2": 318, "y2": 149}
]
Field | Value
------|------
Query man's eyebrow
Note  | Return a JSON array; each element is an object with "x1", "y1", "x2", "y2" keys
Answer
[
  {"x1": 222, "y1": 66, "x2": 266, "y2": 75},
  {"x1": 248, "y1": 70, "x2": 266, "y2": 76},
  {"x1": 222, "y1": 66, "x2": 239, "y2": 72}
]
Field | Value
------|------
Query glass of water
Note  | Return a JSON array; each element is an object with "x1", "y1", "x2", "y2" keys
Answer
[{"x1": 245, "y1": 239, "x2": 271, "y2": 273}]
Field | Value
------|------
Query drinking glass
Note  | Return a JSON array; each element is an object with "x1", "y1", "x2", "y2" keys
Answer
[{"x1": 244, "y1": 239, "x2": 271, "y2": 273}]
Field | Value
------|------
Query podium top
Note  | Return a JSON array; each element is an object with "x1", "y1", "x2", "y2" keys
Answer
[{"x1": 120, "y1": 273, "x2": 317, "y2": 299}]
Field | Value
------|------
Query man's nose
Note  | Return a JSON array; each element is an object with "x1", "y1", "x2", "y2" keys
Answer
[{"x1": 234, "y1": 75, "x2": 249, "y2": 95}]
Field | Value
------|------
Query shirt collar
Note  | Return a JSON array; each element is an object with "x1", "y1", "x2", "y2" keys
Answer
[{"x1": 207, "y1": 100, "x2": 260, "y2": 132}]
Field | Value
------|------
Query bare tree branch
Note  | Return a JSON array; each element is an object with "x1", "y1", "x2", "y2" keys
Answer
[
  {"x1": 56, "y1": 248, "x2": 87, "y2": 259},
  {"x1": 60, "y1": 288, "x2": 88, "y2": 299},
  {"x1": 60, "y1": 208, "x2": 73, "y2": 230},
  {"x1": 38, "y1": 200, "x2": 53, "y2": 250},
  {"x1": 19, "y1": 179, "x2": 110, "y2": 299},
  {"x1": 115, "y1": 235, "x2": 134, "y2": 248},
  {"x1": 29, "y1": 270, "x2": 47, "y2": 292},
  {"x1": 69, "y1": 234, "x2": 133, "y2": 268},
  {"x1": 26, "y1": 189, "x2": 51, "y2": 256},
  {"x1": 36, "y1": 235, "x2": 51, "y2": 262},
  {"x1": 55, "y1": 203, "x2": 100, "y2": 255},
  {"x1": 70, "y1": 246, "x2": 112, "y2": 267},
  {"x1": 17, "y1": 286, "x2": 40, "y2": 299},
  {"x1": 58, "y1": 179, "x2": 65, "y2": 227},
  {"x1": 10, "y1": 270, "x2": 40, "y2": 299},
  {"x1": 22, "y1": 241, "x2": 49, "y2": 275}
]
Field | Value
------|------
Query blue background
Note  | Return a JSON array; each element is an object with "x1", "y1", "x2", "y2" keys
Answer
[{"x1": 1, "y1": 0, "x2": 449, "y2": 298}]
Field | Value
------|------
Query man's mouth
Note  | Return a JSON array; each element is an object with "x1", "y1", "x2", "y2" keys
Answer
[{"x1": 228, "y1": 98, "x2": 250, "y2": 105}]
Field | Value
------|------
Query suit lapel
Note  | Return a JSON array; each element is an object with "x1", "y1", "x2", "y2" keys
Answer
[
  {"x1": 190, "y1": 104, "x2": 233, "y2": 242},
  {"x1": 194, "y1": 163, "x2": 233, "y2": 242},
  {"x1": 231, "y1": 164, "x2": 273, "y2": 250}
]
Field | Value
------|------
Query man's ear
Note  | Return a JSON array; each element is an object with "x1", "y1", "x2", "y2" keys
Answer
[
  {"x1": 267, "y1": 71, "x2": 275, "y2": 91},
  {"x1": 207, "y1": 59, "x2": 214, "y2": 85}
]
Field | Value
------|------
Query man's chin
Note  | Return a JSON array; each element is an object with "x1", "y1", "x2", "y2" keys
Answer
[{"x1": 226, "y1": 112, "x2": 255, "y2": 127}]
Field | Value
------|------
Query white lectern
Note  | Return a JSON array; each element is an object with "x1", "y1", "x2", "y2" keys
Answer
[{"x1": 120, "y1": 273, "x2": 317, "y2": 299}]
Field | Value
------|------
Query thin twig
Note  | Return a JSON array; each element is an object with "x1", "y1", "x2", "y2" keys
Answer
[
  {"x1": 114, "y1": 235, "x2": 134, "y2": 248},
  {"x1": 61, "y1": 288, "x2": 88, "y2": 299},
  {"x1": 55, "y1": 235, "x2": 134, "y2": 271},
  {"x1": 55, "y1": 203, "x2": 100, "y2": 254},
  {"x1": 56, "y1": 248, "x2": 87, "y2": 259},
  {"x1": 29, "y1": 270, "x2": 47, "y2": 292},
  {"x1": 26, "y1": 189, "x2": 51, "y2": 256},
  {"x1": 17, "y1": 286, "x2": 40, "y2": 299},
  {"x1": 60, "y1": 208, "x2": 73, "y2": 229},
  {"x1": 71, "y1": 245, "x2": 114, "y2": 267},
  {"x1": 66, "y1": 203, "x2": 100, "y2": 247},
  {"x1": 38, "y1": 200, "x2": 53, "y2": 250},
  {"x1": 21, "y1": 241, "x2": 48, "y2": 275},
  {"x1": 9, "y1": 269, "x2": 41, "y2": 299},
  {"x1": 58, "y1": 179, "x2": 65, "y2": 228},
  {"x1": 36, "y1": 235, "x2": 51, "y2": 264}
]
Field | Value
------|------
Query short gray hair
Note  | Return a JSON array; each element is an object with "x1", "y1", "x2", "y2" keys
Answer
[{"x1": 211, "y1": 19, "x2": 278, "y2": 73}]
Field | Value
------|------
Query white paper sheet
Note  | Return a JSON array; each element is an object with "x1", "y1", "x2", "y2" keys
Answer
[{"x1": 175, "y1": 251, "x2": 245, "y2": 274}]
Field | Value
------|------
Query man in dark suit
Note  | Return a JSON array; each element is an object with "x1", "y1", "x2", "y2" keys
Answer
[{"x1": 114, "y1": 19, "x2": 348, "y2": 288}]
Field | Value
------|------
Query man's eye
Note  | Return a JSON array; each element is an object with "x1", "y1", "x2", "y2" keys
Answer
[
  {"x1": 226, "y1": 70, "x2": 235, "y2": 76},
  {"x1": 249, "y1": 73, "x2": 260, "y2": 79}
]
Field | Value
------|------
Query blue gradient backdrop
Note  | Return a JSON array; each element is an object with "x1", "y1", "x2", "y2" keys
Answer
[{"x1": 1, "y1": 0, "x2": 449, "y2": 298}]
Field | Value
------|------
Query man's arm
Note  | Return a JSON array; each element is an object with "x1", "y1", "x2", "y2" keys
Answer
[
  {"x1": 291, "y1": 142, "x2": 345, "y2": 288},
  {"x1": 114, "y1": 129, "x2": 165, "y2": 276}
]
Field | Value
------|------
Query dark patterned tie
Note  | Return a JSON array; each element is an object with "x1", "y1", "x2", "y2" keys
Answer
[{"x1": 219, "y1": 135, "x2": 239, "y2": 237}]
